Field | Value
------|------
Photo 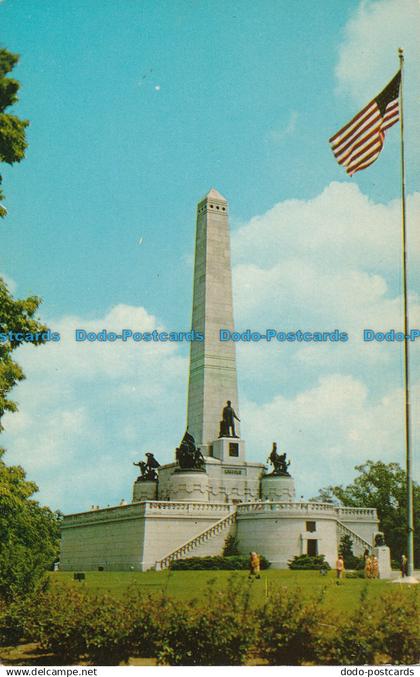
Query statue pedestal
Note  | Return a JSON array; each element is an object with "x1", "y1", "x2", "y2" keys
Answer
[
  {"x1": 169, "y1": 469, "x2": 209, "y2": 502},
  {"x1": 210, "y1": 437, "x2": 246, "y2": 464},
  {"x1": 261, "y1": 474, "x2": 296, "y2": 501},
  {"x1": 373, "y1": 545, "x2": 392, "y2": 579},
  {"x1": 132, "y1": 479, "x2": 157, "y2": 502}
]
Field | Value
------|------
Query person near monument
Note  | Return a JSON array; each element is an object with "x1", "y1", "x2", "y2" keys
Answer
[
  {"x1": 371, "y1": 555, "x2": 379, "y2": 579},
  {"x1": 222, "y1": 400, "x2": 240, "y2": 437},
  {"x1": 364, "y1": 555, "x2": 372, "y2": 579},
  {"x1": 249, "y1": 551, "x2": 261, "y2": 579},
  {"x1": 336, "y1": 554, "x2": 345, "y2": 582}
]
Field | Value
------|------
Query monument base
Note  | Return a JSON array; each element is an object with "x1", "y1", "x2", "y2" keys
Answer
[
  {"x1": 209, "y1": 437, "x2": 246, "y2": 464},
  {"x1": 260, "y1": 474, "x2": 296, "y2": 501},
  {"x1": 169, "y1": 469, "x2": 209, "y2": 502},
  {"x1": 132, "y1": 479, "x2": 157, "y2": 502},
  {"x1": 392, "y1": 576, "x2": 419, "y2": 584},
  {"x1": 373, "y1": 545, "x2": 392, "y2": 579}
]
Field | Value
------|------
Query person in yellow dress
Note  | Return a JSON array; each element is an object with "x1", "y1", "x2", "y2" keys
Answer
[
  {"x1": 364, "y1": 555, "x2": 372, "y2": 579},
  {"x1": 249, "y1": 551, "x2": 261, "y2": 579},
  {"x1": 371, "y1": 555, "x2": 379, "y2": 579}
]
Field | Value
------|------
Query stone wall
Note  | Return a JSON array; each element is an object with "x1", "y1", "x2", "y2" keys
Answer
[
  {"x1": 61, "y1": 501, "x2": 233, "y2": 571},
  {"x1": 60, "y1": 500, "x2": 379, "y2": 572}
]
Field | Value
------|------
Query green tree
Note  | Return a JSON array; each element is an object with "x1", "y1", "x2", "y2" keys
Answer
[
  {"x1": 317, "y1": 461, "x2": 419, "y2": 566},
  {"x1": 0, "y1": 448, "x2": 62, "y2": 601},
  {"x1": 0, "y1": 49, "x2": 59, "y2": 601},
  {"x1": 222, "y1": 534, "x2": 240, "y2": 556},
  {"x1": 338, "y1": 534, "x2": 363, "y2": 570},
  {"x1": 0, "y1": 278, "x2": 48, "y2": 431},
  {"x1": 0, "y1": 48, "x2": 29, "y2": 217}
]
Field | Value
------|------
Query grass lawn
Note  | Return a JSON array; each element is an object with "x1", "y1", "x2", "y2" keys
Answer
[{"x1": 50, "y1": 569, "x2": 396, "y2": 613}]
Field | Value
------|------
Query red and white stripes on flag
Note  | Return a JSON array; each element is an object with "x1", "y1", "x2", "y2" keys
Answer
[{"x1": 329, "y1": 71, "x2": 401, "y2": 176}]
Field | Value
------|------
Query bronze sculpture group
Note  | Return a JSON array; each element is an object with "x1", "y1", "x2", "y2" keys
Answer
[
  {"x1": 133, "y1": 452, "x2": 161, "y2": 481},
  {"x1": 267, "y1": 442, "x2": 291, "y2": 476},
  {"x1": 175, "y1": 430, "x2": 205, "y2": 470},
  {"x1": 134, "y1": 412, "x2": 292, "y2": 481}
]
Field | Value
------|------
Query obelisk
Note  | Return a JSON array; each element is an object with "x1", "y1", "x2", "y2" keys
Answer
[{"x1": 187, "y1": 189, "x2": 240, "y2": 453}]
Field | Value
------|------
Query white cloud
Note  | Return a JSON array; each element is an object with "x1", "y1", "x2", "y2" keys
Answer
[
  {"x1": 334, "y1": 0, "x2": 420, "y2": 154},
  {"x1": 233, "y1": 182, "x2": 420, "y2": 273},
  {"x1": 232, "y1": 180, "x2": 420, "y2": 489},
  {"x1": 335, "y1": 0, "x2": 420, "y2": 99},
  {"x1": 2, "y1": 304, "x2": 188, "y2": 512},
  {"x1": 241, "y1": 375, "x2": 416, "y2": 498},
  {"x1": 232, "y1": 183, "x2": 420, "y2": 379}
]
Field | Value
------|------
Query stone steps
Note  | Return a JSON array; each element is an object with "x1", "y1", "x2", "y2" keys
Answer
[
  {"x1": 155, "y1": 510, "x2": 237, "y2": 570},
  {"x1": 336, "y1": 519, "x2": 373, "y2": 556}
]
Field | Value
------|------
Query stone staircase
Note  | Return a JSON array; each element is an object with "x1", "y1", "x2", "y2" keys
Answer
[
  {"x1": 155, "y1": 510, "x2": 237, "y2": 570},
  {"x1": 336, "y1": 520, "x2": 373, "y2": 556}
]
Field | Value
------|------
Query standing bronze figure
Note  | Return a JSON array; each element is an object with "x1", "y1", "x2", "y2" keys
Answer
[{"x1": 220, "y1": 400, "x2": 240, "y2": 438}]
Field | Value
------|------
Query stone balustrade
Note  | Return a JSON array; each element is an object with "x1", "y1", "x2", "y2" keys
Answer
[
  {"x1": 144, "y1": 501, "x2": 234, "y2": 514},
  {"x1": 62, "y1": 500, "x2": 235, "y2": 528},
  {"x1": 62, "y1": 499, "x2": 377, "y2": 530},
  {"x1": 237, "y1": 501, "x2": 377, "y2": 520}
]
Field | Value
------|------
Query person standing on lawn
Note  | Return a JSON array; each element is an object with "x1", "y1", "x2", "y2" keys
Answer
[
  {"x1": 371, "y1": 555, "x2": 379, "y2": 579},
  {"x1": 249, "y1": 551, "x2": 261, "y2": 579},
  {"x1": 336, "y1": 554, "x2": 345, "y2": 582},
  {"x1": 364, "y1": 555, "x2": 372, "y2": 579}
]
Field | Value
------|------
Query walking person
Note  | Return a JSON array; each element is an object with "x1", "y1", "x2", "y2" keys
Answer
[
  {"x1": 249, "y1": 551, "x2": 261, "y2": 579},
  {"x1": 336, "y1": 554, "x2": 345, "y2": 583},
  {"x1": 401, "y1": 554, "x2": 408, "y2": 578},
  {"x1": 371, "y1": 555, "x2": 379, "y2": 579}
]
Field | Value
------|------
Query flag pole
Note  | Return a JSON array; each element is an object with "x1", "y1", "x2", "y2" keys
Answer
[{"x1": 398, "y1": 47, "x2": 414, "y2": 579}]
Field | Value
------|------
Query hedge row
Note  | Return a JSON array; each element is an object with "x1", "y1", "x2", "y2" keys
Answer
[
  {"x1": 288, "y1": 555, "x2": 331, "y2": 570},
  {"x1": 0, "y1": 579, "x2": 418, "y2": 666},
  {"x1": 170, "y1": 555, "x2": 270, "y2": 570}
]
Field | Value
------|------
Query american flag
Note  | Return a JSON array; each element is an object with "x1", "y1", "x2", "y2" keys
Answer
[{"x1": 329, "y1": 71, "x2": 401, "y2": 176}]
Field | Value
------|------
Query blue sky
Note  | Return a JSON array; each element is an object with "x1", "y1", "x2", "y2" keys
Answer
[{"x1": 1, "y1": 0, "x2": 419, "y2": 513}]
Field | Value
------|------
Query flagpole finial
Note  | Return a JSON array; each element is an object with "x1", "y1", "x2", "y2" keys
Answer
[{"x1": 398, "y1": 47, "x2": 404, "y2": 62}]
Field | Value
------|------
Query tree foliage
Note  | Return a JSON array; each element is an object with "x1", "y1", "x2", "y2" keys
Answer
[
  {"x1": 222, "y1": 534, "x2": 240, "y2": 556},
  {"x1": 0, "y1": 448, "x2": 61, "y2": 600},
  {"x1": 0, "y1": 48, "x2": 57, "y2": 601},
  {"x1": 0, "y1": 278, "x2": 48, "y2": 430},
  {"x1": 338, "y1": 534, "x2": 364, "y2": 570},
  {"x1": 317, "y1": 461, "x2": 420, "y2": 565},
  {"x1": 0, "y1": 48, "x2": 29, "y2": 216}
]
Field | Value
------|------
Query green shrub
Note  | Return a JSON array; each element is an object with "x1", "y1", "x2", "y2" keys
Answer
[
  {"x1": 156, "y1": 577, "x2": 256, "y2": 665},
  {"x1": 223, "y1": 534, "x2": 240, "y2": 556},
  {"x1": 83, "y1": 594, "x2": 137, "y2": 665},
  {"x1": 3, "y1": 575, "x2": 417, "y2": 666},
  {"x1": 288, "y1": 554, "x2": 330, "y2": 570},
  {"x1": 338, "y1": 535, "x2": 364, "y2": 570},
  {"x1": 170, "y1": 555, "x2": 270, "y2": 570},
  {"x1": 0, "y1": 597, "x2": 28, "y2": 646},
  {"x1": 24, "y1": 587, "x2": 92, "y2": 663},
  {"x1": 257, "y1": 586, "x2": 336, "y2": 665},
  {"x1": 326, "y1": 587, "x2": 420, "y2": 665},
  {"x1": 344, "y1": 570, "x2": 365, "y2": 579}
]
